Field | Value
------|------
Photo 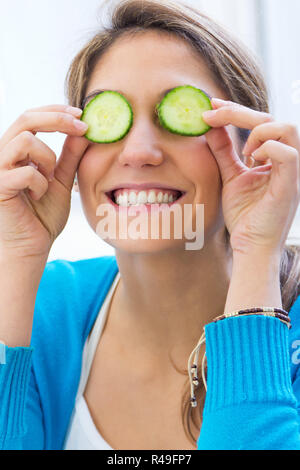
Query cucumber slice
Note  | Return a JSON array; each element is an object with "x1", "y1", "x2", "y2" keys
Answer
[
  {"x1": 156, "y1": 85, "x2": 212, "y2": 136},
  {"x1": 81, "y1": 91, "x2": 133, "y2": 143}
]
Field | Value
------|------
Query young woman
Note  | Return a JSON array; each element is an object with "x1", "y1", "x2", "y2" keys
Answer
[{"x1": 0, "y1": 0, "x2": 300, "y2": 450}]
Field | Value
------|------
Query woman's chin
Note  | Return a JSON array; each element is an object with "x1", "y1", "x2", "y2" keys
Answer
[{"x1": 103, "y1": 237, "x2": 188, "y2": 254}]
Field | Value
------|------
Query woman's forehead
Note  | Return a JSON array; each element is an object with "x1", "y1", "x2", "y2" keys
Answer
[{"x1": 85, "y1": 31, "x2": 223, "y2": 100}]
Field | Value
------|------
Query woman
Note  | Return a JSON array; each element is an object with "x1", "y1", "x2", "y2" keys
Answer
[{"x1": 0, "y1": 0, "x2": 300, "y2": 450}]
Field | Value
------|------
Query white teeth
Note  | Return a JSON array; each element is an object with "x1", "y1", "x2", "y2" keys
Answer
[
  {"x1": 137, "y1": 191, "x2": 148, "y2": 204},
  {"x1": 129, "y1": 191, "x2": 137, "y2": 205},
  {"x1": 157, "y1": 192, "x2": 163, "y2": 203},
  {"x1": 120, "y1": 193, "x2": 128, "y2": 206},
  {"x1": 147, "y1": 191, "x2": 156, "y2": 203},
  {"x1": 114, "y1": 190, "x2": 181, "y2": 206}
]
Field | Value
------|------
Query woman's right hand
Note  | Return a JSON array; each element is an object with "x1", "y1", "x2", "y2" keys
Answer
[{"x1": 0, "y1": 105, "x2": 89, "y2": 259}]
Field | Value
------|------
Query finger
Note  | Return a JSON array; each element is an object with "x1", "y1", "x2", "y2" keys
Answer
[
  {"x1": 242, "y1": 122, "x2": 300, "y2": 157},
  {"x1": 27, "y1": 104, "x2": 83, "y2": 118},
  {"x1": 251, "y1": 162, "x2": 273, "y2": 173},
  {"x1": 0, "y1": 131, "x2": 56, "y2": 180},
  {"x1": 252, "y1": 140, "x2": 299, "y2": 197},
  {"x1": 54, "y1": 135, "x2": 89, "y2": 190},
  {"x1": 0, "y1": 111, "x2": 88, "y2": 151},
  {"x1": 202, "y1": 101, "x2": 273, "y2": 130},
  {"x1": 0, "y1": 165, "x2": 49, "y2": 202},
  {"x1": 205, "y1": 126, "x2": 247, "y2": 185},
  {"x1": 211, "y1": 97, "x2": 233, "y2": 108}
]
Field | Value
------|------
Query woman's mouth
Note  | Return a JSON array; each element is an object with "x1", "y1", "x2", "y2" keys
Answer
[{"x1": 105, "y1": 188, "x2": 186, "y2": 208}]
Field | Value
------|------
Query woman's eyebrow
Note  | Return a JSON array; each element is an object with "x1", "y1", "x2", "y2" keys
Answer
[
  {"x1": 82, "y1": 88, "x2": 175, "y2": 108},
  {"x1": 81, "y1": 87, "x2": 212, "y2": 108}
]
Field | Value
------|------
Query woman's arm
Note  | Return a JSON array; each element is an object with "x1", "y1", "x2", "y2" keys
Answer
[
  {"x1": 197, "y1": 251, "x2": 300, "y2": 450},
  {"x1": 0, "y1": 254, "x2": 47, "y2": 448},
  {"x1": 0, "y1": 253, "x2": 48, "y2": 347},
  {"x1": 198, "y1": 98, "x2": 300, "y2": 450}
]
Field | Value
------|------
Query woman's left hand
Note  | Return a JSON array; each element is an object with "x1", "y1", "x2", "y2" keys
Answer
[{"x1": 202, "y1": 98, "x2": 300, "y2": 257}]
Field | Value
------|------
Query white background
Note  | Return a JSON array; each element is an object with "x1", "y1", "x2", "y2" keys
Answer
[{"x1": 0, "y1": 0, "x2": 300, "y2": 261}]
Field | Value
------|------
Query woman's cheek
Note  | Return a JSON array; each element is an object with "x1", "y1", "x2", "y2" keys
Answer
[
  {"x1": 180, "y1": 139, "x2": 222, "y2": 201},
  {"x1": 76, "y1": 147, "x2": 109, "y2": 229},
  {"x1": 77, "y1": 146, "x2": 109, "y2": 195},
  {"x1": 180, "y1": 140, "x2": 224, "y2": 237}
]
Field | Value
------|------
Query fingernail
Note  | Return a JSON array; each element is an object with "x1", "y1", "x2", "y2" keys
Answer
[
  {"x1": 202, "y1": 110, "x2": 217, "y2": 119},
  {"x1": 66, "y1": 106, "x2": 83, "y2": 117},
  {"x1": 245, "y1": 156, "x2": 255, "y2": 168},
  {"x1": 211, "y1": 97, "x2": 227, "y2": 103},
  {"x1": 73, "y1": 119, "x2": 88, "y2": 131}
]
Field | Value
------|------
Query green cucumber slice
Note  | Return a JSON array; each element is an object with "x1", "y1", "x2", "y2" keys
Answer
[
  {"x1": 156, "y1": 85, "x2": 212, "y2": 136},
  {"x1": 81, "y1": 91, "x2": 133, "y2": 143}
]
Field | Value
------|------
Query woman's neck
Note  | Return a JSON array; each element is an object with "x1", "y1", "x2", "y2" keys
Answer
[{"x1": 106, "y1": 240, "x2": 233, "y2": 376}]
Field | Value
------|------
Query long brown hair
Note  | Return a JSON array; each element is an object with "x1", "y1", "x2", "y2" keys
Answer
[{"x1": 65, "y1": 0, "x2": 300, "y2": 445}]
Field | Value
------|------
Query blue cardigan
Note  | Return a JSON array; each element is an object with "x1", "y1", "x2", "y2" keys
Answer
[{"x1": 0, "y1": 255, "x2": 300, "y2": 450}]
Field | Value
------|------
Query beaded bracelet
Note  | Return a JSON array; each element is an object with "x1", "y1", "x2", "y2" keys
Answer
[
  {"x1": 213, "y1": 310, "x2": 291, "y2": 329},
  {"x1": 188, "y1": 307, "x2": 290, "y2": 408},
  {"x1": 213, "y1": 307, "x2": 290, "y2": 324}
]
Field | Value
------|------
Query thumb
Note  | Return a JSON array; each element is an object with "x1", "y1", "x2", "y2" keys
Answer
[
  {"x1": 205, "y1": 126, "x2": 246, "y2": 185},
  {"x1": 54, "y1": 135, "x2": 89, "y2": 190}
]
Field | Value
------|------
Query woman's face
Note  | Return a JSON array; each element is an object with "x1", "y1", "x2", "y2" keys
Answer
[{"x1": 76, "y1": 31, "x2": 240, "y2": 253}]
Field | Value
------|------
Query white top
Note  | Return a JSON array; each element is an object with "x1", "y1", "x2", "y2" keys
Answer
[{"x1": 63, "y1": 271, "x2": 121, "y2": 450}]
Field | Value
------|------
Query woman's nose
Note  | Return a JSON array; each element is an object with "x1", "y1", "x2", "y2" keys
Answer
[{"x1": 117, "y1": 119, "x2": 164, "y2": 168}]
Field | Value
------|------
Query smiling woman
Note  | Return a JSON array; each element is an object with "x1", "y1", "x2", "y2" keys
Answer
[
  {"x1": 65, "y1": 0, "x2": 300, "y2": 446},
  {"x1": 1, "y1": 0, "x2": 300, "y2": 452}
]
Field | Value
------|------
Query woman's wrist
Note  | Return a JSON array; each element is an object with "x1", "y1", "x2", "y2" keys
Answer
[
  {"x1": 0, "y1": 255, "x2": 47, "y2": 348},
  {"x1": 231, "y1": 246, "x2": 282, "y2": 272},
  {"x1": 223, "y1": 249, "x2": 282, "y2": 315}
]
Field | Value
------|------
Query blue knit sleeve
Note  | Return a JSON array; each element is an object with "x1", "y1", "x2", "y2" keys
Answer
[
  {"x1": 0, "y1": 255, "x2": 118, "y2": 450},
  {"x1": 197, "y1": 310, "x2": 300, "y2": 450},
  {"x1": 0, "y1": 347, "x2": 45, "y2": 449}
]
